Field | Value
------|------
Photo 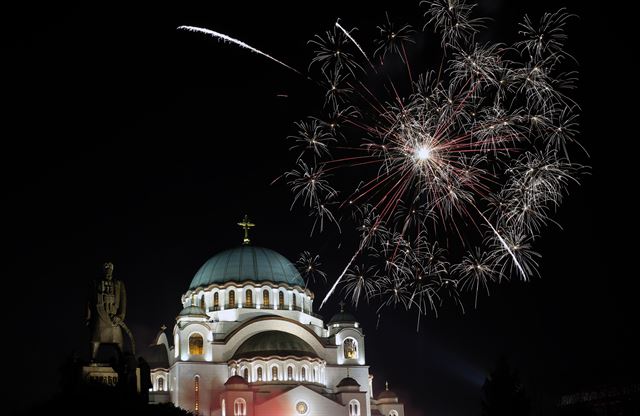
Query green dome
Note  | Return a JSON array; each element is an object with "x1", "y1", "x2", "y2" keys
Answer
[
  {"x1": 233, "y1": 331, "x2": 318, "y2": 359},
  {"x1": 189, "y1": 246, "x2": 304, "y2": 290}
]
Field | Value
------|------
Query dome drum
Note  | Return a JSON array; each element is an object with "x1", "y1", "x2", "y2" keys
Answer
[{"x1": 184, "y1": 284, "x2": 315, "y2": 316}]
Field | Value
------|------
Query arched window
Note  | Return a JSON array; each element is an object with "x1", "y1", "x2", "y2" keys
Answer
[
  {"x1": 158, "y1": 376, "x2": 164, "y2": 391},
  {"x1": 343, "y1": 337, "x2": 358, "y2": 359},
  {"x1": 199, "y1": 295, "x2": 205, "y2": 310},
  {"x1": 263, "y1": 289, "x2": 270, "y2": 307},
  {"x1": 194, "y1": 376, "x2": 200, "y2": 413},
  {"x1": 301, "y1": 367, "x2": 306, "y2": 381},
  {"x1": 245, "y1": 289, "x2": 253, "y2": 307},
  {"x1": 221, "y1": 399, "x2": 226, "y2": 416},
  {"x1": 233, "y1": 398, "x2": 246, "y2": 416},
  {"x1": 189, "y1": 333, "x2": 204, "y2": 355},
  {"x1": 213, "y1": 292, "x2": 219, "y2": 309},
  {"x1": 349, "y1": 399, "x2": 360, "y2": 416},
  {"x1": 272, "y1": 365, "x2": 279, "y2": 381},
  {"x1": 287, "y1": 366, "x2": 293, "y2": 381},
  {"x1": 231, "y1": 367, "x2": 237, "y2": 376},
  {"x1": 293, "y1": 293, "x2": 297, "y2": 309},
  {"x1": 257, "y1": 367, "x2": 263, "y2": 381},
  {"x1": 278, "y1": 291, "x2": 285, "y2": 308},
  {"x1": 389, "y1": 411, "x2": 399, "y2": 416},
  {"x1": 229, "y1": 290, "x2": 236, "y2": 308},
  {"x1": 313, "y1": 367, "x2": 317, "y2": 382},
  {"x1": 243, "y1": 367, "x2": 249, "y2": 381}
]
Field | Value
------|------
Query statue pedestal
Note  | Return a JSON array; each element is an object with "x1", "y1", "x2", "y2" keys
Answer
[
  {"x1": 81, "y1": 363, "x2": 142, "y2": 392},
  {"x1": 82, "y1": 364, "x2": 119, "y2": 387}
]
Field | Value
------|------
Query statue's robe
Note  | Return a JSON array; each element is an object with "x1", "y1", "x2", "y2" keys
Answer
[{"x1": 88, "y1": 279, "x2": 126, "y2": 358}]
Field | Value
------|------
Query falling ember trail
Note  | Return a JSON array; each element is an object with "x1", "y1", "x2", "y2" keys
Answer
[
  {"x1": 474, "y1": 207, "x2": 528, "y2": 281},
  {"x1": 319, "y1": 242, "x2": 366, "y2": 309},
  {"x1": 177, "y1": 26, "x2": 302, "y2": 76},
  {"x1": 335, "y1": 20, "x2": 375, "y2": 70}
]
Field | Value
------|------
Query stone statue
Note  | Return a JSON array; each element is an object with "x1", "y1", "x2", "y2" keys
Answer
[{"x1": 86, "y1": 262, "x2": 132, "y2": 361}]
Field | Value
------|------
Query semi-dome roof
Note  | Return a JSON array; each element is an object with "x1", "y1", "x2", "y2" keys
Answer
[
  {"x1": 178, "y1": 305, "x2": 208, "y2": 318},
  {"x1": 224, "y1": 375, "x2": 248, "y2": 386},
  {"x1": 337, "y1": 377, "x2": 360, "y2": 388},
  {"x1": 189, "y1": 246, "x2": 304, "y2": 290},
  {"x1": 233, "y1": 330, "x2": 318, "y2": 359}
]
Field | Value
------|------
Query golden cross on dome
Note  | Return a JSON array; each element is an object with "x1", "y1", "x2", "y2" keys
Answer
[{"x1": 238, "y1": 214, "x2": 255, "y2": 245}]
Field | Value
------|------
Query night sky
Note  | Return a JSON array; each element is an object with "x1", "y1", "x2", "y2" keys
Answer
[{"x1": 4, "y1": 1, "x2": 636, "y2": 415}]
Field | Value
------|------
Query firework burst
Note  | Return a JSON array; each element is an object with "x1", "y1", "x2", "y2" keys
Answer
[
  {"x1": 283, "y1": 0, "x2": 585, "y2": 321},
  {"x1": 179, "y1": 0, "x2": 586, "y2": 325}
]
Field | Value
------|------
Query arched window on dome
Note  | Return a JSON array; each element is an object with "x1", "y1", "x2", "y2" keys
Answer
[
  {"x1": 245, "y1": 289, "x2": 253, "y2": 307},
  {"x1": 199, "y1": 295, "x2": 205, "y2": 310},
  {"x1": 243, "y1": 367, "x2": 249, "y2": 382},
  {"x1": 158, "y1": 376, "x2": 164, "y2": 391},
  {"x1": 221, "y1": 398, "x2": 226, "y2": 416},
  {"x1": 389, "y1": 411, "x2": 399, "y2": 416},
  {"x1": 301, "y1": 366, "x2": 306, "y2": 381},
  {"x1": 213, "y1": 292, "x2": 219, "y2": 310},
  {"x1": 194, "y1": 375, "x2": 200, "y2": 413},
  {"x1": 292, "y1": 293, "x2": 297, "y2": 309},
  {"x1": 313, "y1": 367, "x2": 317, "y2": 382},
  {"x1": 348, "y1": 399, "x2": 360, "y2": 416},
  {"x1": 271, "y1": 365, "x2": 279, "y2": 381},
  {"x1": 343, "y1": 337, "x2": 358, "y2": 359},
  {"x1": 287, "y1": 365, "x2": 293, "y2": 381},
  {"x1": 278, "y1": 291, "x2": 285, "y2": 309},
  {"x1": 229, "y1": 290, "x2": 236, "y2": 308},
  {"x1": 233, "y1": 398, "x2": 246, "y2": 416},
  {"x1": 189, "y1": 333, "x2": 204, "y2": 355},
  {"x1": 263, "y1": 289, "x2": 270, "y2": 307},
  {"x1": 257, "y1": 367, "x2": 263, "y2": 381}
]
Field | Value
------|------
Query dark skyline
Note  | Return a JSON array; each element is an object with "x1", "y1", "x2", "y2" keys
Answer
[{"x1": 4, "y1": 1, "x2": 635, "y2": 415}]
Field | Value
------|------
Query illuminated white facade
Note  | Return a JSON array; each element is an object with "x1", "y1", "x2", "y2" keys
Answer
[{"x1": 146, "y1": 244, "x2": 405, "y2": 416}]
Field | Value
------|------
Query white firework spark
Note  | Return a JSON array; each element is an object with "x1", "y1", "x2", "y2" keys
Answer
[
  {"x1": 179, "y1": 1, "x2": 586, "y2": 324},
  {"x1": 177, "y1": 26, "x2": 302, "y2": 75}
]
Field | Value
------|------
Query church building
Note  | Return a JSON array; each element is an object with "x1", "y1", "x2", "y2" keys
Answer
[{"x1": 145, "y1": 220, "x2": 406, "y2": 416}]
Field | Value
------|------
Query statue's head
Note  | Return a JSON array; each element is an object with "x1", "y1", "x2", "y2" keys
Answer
[{"x1": 103, "y1": 262, "x2": 114, "y2": 280}]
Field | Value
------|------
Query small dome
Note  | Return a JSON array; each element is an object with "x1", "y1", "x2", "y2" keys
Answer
[
  {"x1": 189, "y1": 246, "x2": 304, "y2": 290},
  {"x1": 224, "y1": 375, "x2": 248, "y2": 386},
  {"x1": 378, "y1": 384, "x2": 399, "y2": 403},
  {"x1": 143, "y1": 344, "x2": 169, "y2": 369},
  {"x1": 329, "y1": 311, "x2": 357, "y2": 324},
  {"x1": 337, "y1": 377, "x2": 360, "y2": 388},
  {"x1": 329, "y1": 303, "x2": 357, "y2": 324},
  {"x1": 233, "y1": 330, "x2": 317, "y2": 359},
  {"x1": 178, "y1": 305, "x2": 208, "y2": 318}
]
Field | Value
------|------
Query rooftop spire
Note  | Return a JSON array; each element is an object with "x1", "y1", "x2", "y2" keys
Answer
[{"x1": 237, "y1": 214, "x2": 255, "y2": 245}]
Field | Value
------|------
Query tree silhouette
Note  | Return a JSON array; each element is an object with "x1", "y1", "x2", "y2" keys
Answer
[{"x1": 481, "y1": 356, "x2": 530, "y2": 416}]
